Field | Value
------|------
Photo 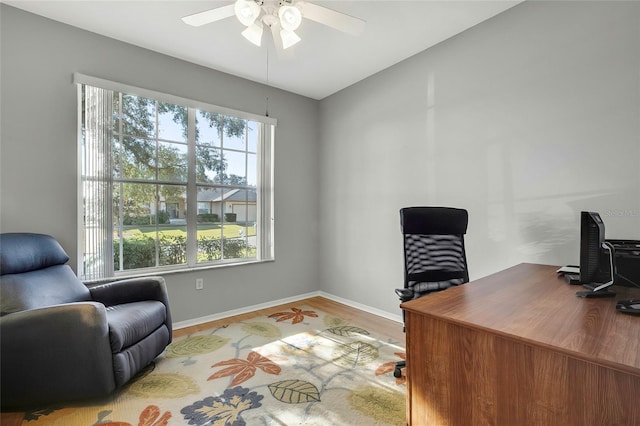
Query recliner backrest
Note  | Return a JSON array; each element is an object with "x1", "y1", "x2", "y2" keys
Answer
[{"x1": 0, "y1": 233, "x2": 91, "y2": 316}]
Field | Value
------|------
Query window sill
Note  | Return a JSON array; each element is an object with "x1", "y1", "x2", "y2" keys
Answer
[{"x1": 83, "y1": 258, "x2": 275, "y2": 285}]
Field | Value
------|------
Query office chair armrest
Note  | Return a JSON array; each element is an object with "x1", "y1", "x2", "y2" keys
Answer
[{"x1": 395, "y1": 288, "x2": 414, "y2": 302}]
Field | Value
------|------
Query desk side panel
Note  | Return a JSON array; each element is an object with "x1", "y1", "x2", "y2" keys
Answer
[{"x1": 405, "y1": 311, "x2": 640, "y2": 426}]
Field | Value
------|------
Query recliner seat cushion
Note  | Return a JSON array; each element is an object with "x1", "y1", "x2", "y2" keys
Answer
[{"x1": 105, "y1": 301, "x2": 167, "y2": 352}]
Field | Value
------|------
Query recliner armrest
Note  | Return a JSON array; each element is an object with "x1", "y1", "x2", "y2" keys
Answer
[
  {"x1": 1, "y1": 301, "x2": 110, "y2": 336},
  {"x1": 89, "y1": 276, "x2": 168, "y2": 306},
  {"x1": 0, "y1": 302, "x2": 116, "y2": 409},
  {"x1": 89, "y1": 277, "x2": 172, "y2": 338}
]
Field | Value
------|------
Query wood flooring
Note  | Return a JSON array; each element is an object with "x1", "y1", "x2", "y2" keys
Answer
[{"x1": 0, "y1": 296, "x2": 404, "y2": 425}]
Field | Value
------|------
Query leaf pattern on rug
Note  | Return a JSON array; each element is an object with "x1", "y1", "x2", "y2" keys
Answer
[
  {"x1": 137, "y1": 405, "x2": 172, "y2": 426},
  {"x1": 180, "y1": 386, "x2": 263, "y2": 426},
  {"x1": 209, "y1": 351, "x2": 281, "y2": 387},
  {"x1": 333, "y1": 340, "x2": 380, "y2": 367},
  {"x1": 267, "y1": 307, "x2": 319, "y2": 324},
  {"x1": 92, "y1": 405, "x2": 171, "y2": 426},
  {"x1": 268, "y1": 380, "x2": 321, "y2": 404},
  {"x1": 326, "y1": 325, "x2": 370, "y2": 337},
  {"x1": 241, "y1": 321, "x2": 281, "y2": 337},
  {"x1": 323, "y1": 314, "x2": 350, "y2": 327},
  {"x1": 164, "y1": 335, "x2": 230, "y2": 358},
  {"x1": 348, "y1": 386, "x2": 406, "y2": 426},
  {"x1": 22, "y1": 407, "x2": 60, "y2": 421},
  {"x1": 127, "y1": 373, "x2": 200, "y2": 398}
]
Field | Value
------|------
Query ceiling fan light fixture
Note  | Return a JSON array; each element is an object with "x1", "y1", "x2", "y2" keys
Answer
[
  {"x1": 241, "y1": 22, "x2": 264, "y2": 46},
  {"x1": 280, "y1": 29, "x2": 301, "y2": 49},
  {"x1": 234, "y1": 0, "x2": 261, "y2": 26},
  {"x1": 278, "y1": 5, "x2": 302, "y2": 31}
]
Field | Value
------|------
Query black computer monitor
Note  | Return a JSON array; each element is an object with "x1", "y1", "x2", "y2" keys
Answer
[
  {"x1": 606, "y1": 239, "x2": 640, "y2": 288},
  {"x1": 577, "y1": 211, "x2": 616, "y2": 298}
]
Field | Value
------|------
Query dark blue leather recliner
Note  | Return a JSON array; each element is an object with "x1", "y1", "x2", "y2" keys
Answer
[{"x1": 0, "y1": 233, "x2": 172, "y2": 410}]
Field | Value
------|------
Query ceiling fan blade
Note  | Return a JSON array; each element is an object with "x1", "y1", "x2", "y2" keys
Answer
[
  {"x1": 182, "y1": 4, "x2": 235, "y2": 27},
  {"x1": 297, "y1": 2, "x2": 365, "y2": 36}
]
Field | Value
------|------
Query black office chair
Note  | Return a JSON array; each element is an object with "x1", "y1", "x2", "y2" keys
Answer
[{"x1": 394, "y1": 206, "x2": 469, "y2": 377}]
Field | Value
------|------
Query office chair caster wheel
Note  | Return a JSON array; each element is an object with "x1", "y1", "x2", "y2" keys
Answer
[{"x1": 393, "y1": 360, "x2": 406, "y2": 378}]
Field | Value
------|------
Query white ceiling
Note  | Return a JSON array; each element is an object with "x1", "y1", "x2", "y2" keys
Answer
[{"x1": 3, "y1": 0, "x2": 522, "y2": 100}]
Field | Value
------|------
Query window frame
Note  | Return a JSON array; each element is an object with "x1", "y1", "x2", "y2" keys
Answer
[{"x1": 75, "y1": 73, "x2": 276, "y2": 281}]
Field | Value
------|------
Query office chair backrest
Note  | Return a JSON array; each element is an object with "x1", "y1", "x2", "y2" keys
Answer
[{"x1": 400, "y1": 207, "x2": 469, "y2": 298}]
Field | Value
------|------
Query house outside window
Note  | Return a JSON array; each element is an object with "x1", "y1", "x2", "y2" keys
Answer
[
  {"x1": 77, "y1": 74, "x2": 275, "y2": 281},
  {"x1": 197, "y1": 202, "x2": 211, "y2": 215},
  {"x1": 165, "y1": 203, "x2": 180, "y2": 220}
]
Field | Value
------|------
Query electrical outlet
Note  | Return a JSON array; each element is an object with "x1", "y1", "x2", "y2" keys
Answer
[{"x1": 195, "y1": 278, "x2": 204, "y2": 290}]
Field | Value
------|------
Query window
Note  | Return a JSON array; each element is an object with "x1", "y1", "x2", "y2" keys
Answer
[{"x1": 77, "y1": 75, "x2": 275, "y2": 281}]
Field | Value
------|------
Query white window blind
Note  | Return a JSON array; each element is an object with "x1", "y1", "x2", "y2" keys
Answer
[{"x1": 80, "y1": 85, "x2": 114, "y2": 280}]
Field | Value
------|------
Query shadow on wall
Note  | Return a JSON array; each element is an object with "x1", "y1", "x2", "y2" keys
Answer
[
  {"x1": 505, "y1": 190, "x2": 640, "y2": 266},
  {"x1": 515, "y1": 204, "x2": 577, "y2": 264}
]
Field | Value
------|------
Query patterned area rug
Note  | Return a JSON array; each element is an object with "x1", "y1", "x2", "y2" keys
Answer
[{"x1": 22, "y1": 306, "x2": 406, "y2": 425}]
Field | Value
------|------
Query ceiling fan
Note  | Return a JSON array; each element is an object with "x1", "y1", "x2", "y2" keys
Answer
[{"x1": 182, "y1": 0, "x2": 366, "y2": 51}]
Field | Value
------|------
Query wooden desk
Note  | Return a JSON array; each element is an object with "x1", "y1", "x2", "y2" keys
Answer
[{"x1": 401, "y1": 263, "x2": 640, "y2": 425}]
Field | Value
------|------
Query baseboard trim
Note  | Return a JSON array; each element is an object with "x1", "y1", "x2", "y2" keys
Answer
[
  {"x1": 317, "y1": 291, "x2": 403, "y2": 324},
  {"x1": 173, "y1": 291, "x2": 402, "y2": 330}
]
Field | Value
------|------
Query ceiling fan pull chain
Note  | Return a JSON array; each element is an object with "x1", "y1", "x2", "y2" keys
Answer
[{"x1": 265, "y1": 49, "x2": 270, "y2": 117}]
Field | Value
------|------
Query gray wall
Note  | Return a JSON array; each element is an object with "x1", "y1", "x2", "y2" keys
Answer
[
  {"x1": 0, "y1": 5, "x2": 320, "y2": 322},
  {"x1": 319, "y1": 1, "x2": 640, "y2": 315},
  {"x1": 2, "y1": 2, "x2": 639, "y2": 323}
]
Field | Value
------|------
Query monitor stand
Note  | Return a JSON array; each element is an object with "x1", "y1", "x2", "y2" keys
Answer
[
  {"x1": 576, "y1": 242, "x2": 616, "y2": 298},
  {"x1": 576, "y1": 289, "x2": 616, "y2": 298},
  {"x1": 616, "y1": 299, "x2": 640, "y2": 314}
]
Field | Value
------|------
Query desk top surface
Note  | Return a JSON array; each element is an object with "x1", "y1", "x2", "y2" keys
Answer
[{"x1": 402, "y1": 263, "x2": 640, "y2": 374}]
